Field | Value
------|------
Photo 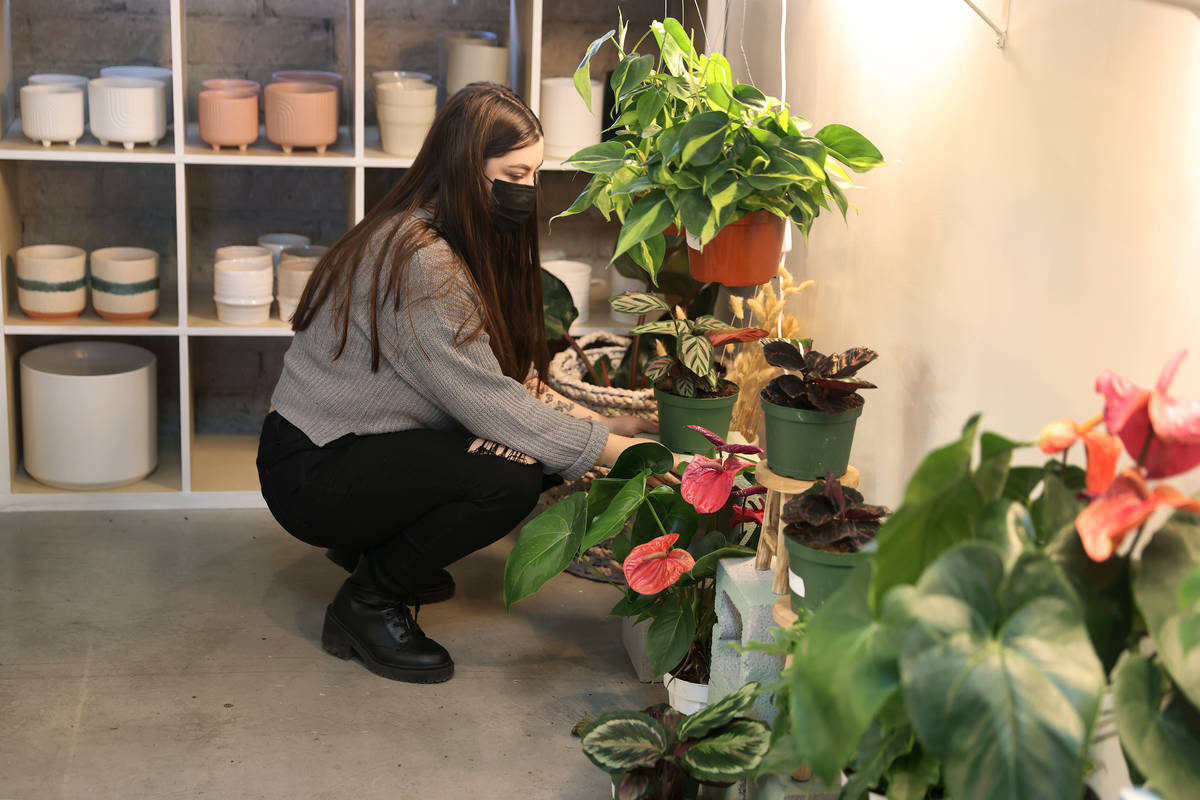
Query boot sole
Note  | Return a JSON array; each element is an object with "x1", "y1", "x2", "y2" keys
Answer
[{"x1": 321, "y1": 610, "x2": 454, "y2": 684}]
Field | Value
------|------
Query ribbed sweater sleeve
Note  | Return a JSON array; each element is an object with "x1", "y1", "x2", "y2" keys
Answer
[{"x1": 388, "y1": 241, "x2": 608, "y2": 480}]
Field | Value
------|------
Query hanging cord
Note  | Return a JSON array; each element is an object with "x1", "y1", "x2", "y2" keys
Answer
[
  {"x1": 738, "y1": 0, "x2": 755, "y2": 86},
  {"x1": 779, "y1": 0, "x2": 786, "y2": 99}
]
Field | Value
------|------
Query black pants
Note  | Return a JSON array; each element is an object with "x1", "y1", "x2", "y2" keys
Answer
[{"x1": 256, "y1": 411, "x2": 551, "y2": 597}]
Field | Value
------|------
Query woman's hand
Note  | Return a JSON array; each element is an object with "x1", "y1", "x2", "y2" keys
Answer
[{"x1": 606, "y1": 415, "x2": 658, "y2": 438}]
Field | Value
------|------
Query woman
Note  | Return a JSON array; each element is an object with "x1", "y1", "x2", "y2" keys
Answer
[{"x1": 256, "y1": 83, "x2": 669, "y2": 684}]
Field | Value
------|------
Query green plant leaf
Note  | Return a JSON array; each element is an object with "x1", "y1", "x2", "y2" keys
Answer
[
  {"x1": 503, "y1": 493, "x2": 587, "y2": 607},
  {"x1": 631, "y1": 319, "x2": 684, "y2": 337},
  {"x1": 552, "y1": 173, "x2": 606, "y2": 223},
  {"x1": 679, "y1": 718, "x2": 771, "y2": 783},
  {"x1": 612, "y1": 189, "x2": 674, "y2": 263},
  {"x1": 627, "y1": 233, "x2": 667, "y2": 284},
  {"x1": 1031, "y1": 468, "x2": 1085, "y2": 547},
  {"x1": 610, "y1": 291, "x2": 670, "y2": 315},
  {"x1": 678, "y1": 333, "x2": 715, "y2": 382},
  {"x1": 574, "y1": 30, "x2": 615, "y2": 112},
  {"x1": 541, "y1": 268, "x2": 578, "y2": 340},
  {"x1": 686, "y1": 545, "x2": 755, "y2": 583},
  {"x1": 1003, "y1": 466, "x2": 1046, "y2": 504},
  {"x1": 815, "y1": 124, "x2": 885, "y2": 172},
  {"x1": 564, "y1": 140, "x2": 627, "y2": 174},
  {"x1": 975, "y1": 499, "x2": 1037, "y2": 569},
  {"x1": 648, "y1": 598, "x2": 697, "y2": 676},
  {"x1": 731, "y1": 84, "x2": 767, "y2": 109},
  {"x1": 825, "y1": 173, "x2": 850, "y2": 218},
  {"x1": 679, "y1": 111, "x2": 730, "y2": 167},
  {"x1": 632, "y1": 488, "x2": 700, "y2": 549},
  {"x1": 582, "y1": 471, "x2": 650, "y2": 552},
  {"x1": 885, "y1": 743, "x2": 940, "y2": 800},
  {"x1": 611, "y1": 591, "x2": 656, "y2": 617},
  {"x1": 651, "y1": 18, "x2": 698, "y2": 77},
  {"x1": 610, "y1": 441, "x2": 674, "y2": 480},
  {"x1": 679, "y1": 681, "x2": 760, "y2": 740},
  {"x1": 894, "y1": 544, "x2": 1104, "y2": 800},
  {"x1": 839, "y1": 722, "x2": 913, "y2": 800},
  {"x1": 974, "y1": 431, "x2": 1027, "y2": 503},
  {"x1": 1112, "y1": 652, "x2": 1200, "y2": 800},
  {"x1": 636, "y1": 87, "x2": 668, "y2": 129},
  {"x1": 580, "y1": 710, "x2": 668, "y2": 772},
  {"x1": 677, "y1": 189, "x2": 711, "y2": 239},
  {"x1": 612, "y1": 53, "x2": 654, "y2": 102},
  {"x1": 1133, "y1": 510, "x2": 1200, "y2": 708}
]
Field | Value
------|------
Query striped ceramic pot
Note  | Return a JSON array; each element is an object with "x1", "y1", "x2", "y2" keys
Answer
[
  {"x1": 16, "y1": 244, "x2": 87, "y2": 320},
  {"x1": 90, "y1": 247, "x2": 160, "y2": 321}
]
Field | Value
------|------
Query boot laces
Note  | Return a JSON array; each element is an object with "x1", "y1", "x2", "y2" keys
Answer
[{"x1": 381, "y1": 600, "x2": 421, "y2": 634}]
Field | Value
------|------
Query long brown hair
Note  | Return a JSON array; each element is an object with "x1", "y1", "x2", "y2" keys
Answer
[{"x1": 292, "y1": 82, "x2": 546, "y2": 381}]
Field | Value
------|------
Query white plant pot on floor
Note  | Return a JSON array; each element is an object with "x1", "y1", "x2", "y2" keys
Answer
[{"x1": 663, "y1": 673, "x2": 709, "y2": 715}]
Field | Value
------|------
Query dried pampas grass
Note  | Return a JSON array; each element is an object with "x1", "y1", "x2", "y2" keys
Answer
[{"x1": 727, "y1": 266, "x2": 814, "y2": 441}]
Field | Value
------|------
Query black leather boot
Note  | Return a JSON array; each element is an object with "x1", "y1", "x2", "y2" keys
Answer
[
  {"x1": 324, "y1": 547, "x2": 456, "y2": 604},
  {"x1": 321, "y1": 563, "x2": 454, "y2": 683}
]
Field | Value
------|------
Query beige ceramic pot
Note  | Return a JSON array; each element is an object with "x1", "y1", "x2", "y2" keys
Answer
[
  {"x1": 278, "y1": 244, "x2": 328, "y2": 271},
  {"x1": 20, "y1": 84, "x2": 85, "y2": 147},
  {"x1": 264, "y1": 82, "x2": 338, "y2": 154},
  {"x1": 199, "y1": 87, "x2": 259, "y2": 151},
  {"x1": 88, "y1": 77, "x2": 167, "y2": 149},
  {"x1": 215, "y1": 245, "x2": 272, "y2": 269},
  {"x1": 16, "y1": 244, "x2": 87, "y2": 320},
  {"x1": 89, "y1": 247, "x2": 159, "y2": 321},
  {"x1": 376, "y1": 77, "x2": 436, "y2": 108},
  {"x1": 445, "y1": 41, "x2": 509, "y2": 97},
  {"x1": 372, "y1": 70, "x2": 432, "y2": 89}
]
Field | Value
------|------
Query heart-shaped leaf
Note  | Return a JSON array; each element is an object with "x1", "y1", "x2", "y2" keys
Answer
[
  {"x1": 581, "y1": 711, "x2": 668, "y2": 772},
  {"x1": 1112, "y1": 652, "x2": 1200, "y2": 800},
  {"x1": 503, "y1": 493, "x2": 587, "y2": 607}
]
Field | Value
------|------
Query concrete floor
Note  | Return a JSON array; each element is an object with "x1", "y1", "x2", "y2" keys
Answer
[{"x1": 0, "y1": 509, "x2": 664, "y2": 800}]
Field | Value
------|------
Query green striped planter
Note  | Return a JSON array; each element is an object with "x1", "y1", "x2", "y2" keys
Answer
[
  {"x1": 90, "y1": 247, "x2": 160, "y2": 321},
  {"x1": 16, "y1": 244, "x2": 87, "y2": 320}
]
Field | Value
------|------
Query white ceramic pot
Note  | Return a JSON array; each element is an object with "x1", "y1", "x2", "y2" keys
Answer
[
  {"x1": 439, "y1": 30, "x2": 499, "y2": 101},
  {"x1": 609, "y1": 271, "x2": 647, "y2": 324},
  {"x1": 663, "y1": 672, "x2": 710, "y2": 715},
  {"x1": 89, "y1": 247, "x2": 159, "y2": 321},
  {"x1": 377, "y1": 102, "x2": 436, "y2": 125},
  {"x1": 376, "y1": 77, "x2": 437, "y2": 109},
  {"x1": 88, "y1": 77, "x2": 167, "y2": 149},
  {"x1": 445, "y1": 35, "x2": 509, "y2": 97},
  {"x1": 16, "y1": 244, "x2": 87, "y2": 320},
  {"x1": 214, "y1": 296, "x2": 272, "y2": 325},
  {"x1": 542, "y1": 259, "x2": 593, "y2": 326},
  {"x1": 215, "y1": 245, "x2": 272, "y2": 270},
  {"x1": 540, "y1": 77, "x2": 603, "y2": 160},
  {"x1": 279, "y1": 244, "x2": 328, "y2": 271},
  {"x1": 276, "y1": 296, "x2": 300, "y2": 323},
  {"x1": 372, "y1": 69, "x2": 432, "y2": 89},
  {"x1": 20, "y1": 84, "x2": 85, "y2": 147},
  {"x1": 214, "y1": 258, "x2": 273, "y2": 299},
  {"x1": 379, "y1": 120, "x2": 431, "y2": 157},
  {"x1": 99, "y1": 65, "x2": 173, "y2": 127},
  {"x1": 20, "y1": 341, "x2": 157, "y2": 490},
  {"x1": 277, "y1": 261, "x2": 315, "y2": 299},
  {"x1": 257, "y1": 233, "x2": 311, "y2": 268},
  {"x1": 28, "y1": 73, "x2": 90, "y2": 115}
]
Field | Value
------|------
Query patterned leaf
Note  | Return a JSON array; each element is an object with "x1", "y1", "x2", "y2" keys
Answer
[
  {"x1": 610, "y1": 291, "x2": 669, "y2": 314},
  {"x1": 581, "y1": 711, "x2": 668, "y2": 772},
  {"x1": 678, "y1": 334, "x2": 715, "y2": 381},
  {"x1": 707, "y1": 327, "x2": 769, "y2": 348},
  {"x1": 631, "y1": 319, "x2": 685, "y2": 337},
  {"x1": 773, "y1": 374, "x2": 806, "y2": 400},
  {"x1": 679, "y1": 682, "x2": 760, "y2": 740},
  {"x1": 679, "y1": 719, "x2": 771, "y2": 782},
  {"x1": 685, "y1": 424, "x2": 728, "y2": 450},
  {"x1": 690, "y1": 315, "x2": 726, "y2": 333},
  {"x1": 674, "y1": 374, "x2": 697, "y2": 398},
  {"x1": 762, "y1": 340, "x2": 807, "y2": 372},
  {"x1": 813, "y1": 376, "x2": 876, "y2": 393},
  {"x1": 781, "y1": 493, "x2": 836, "y2": 527},
  {"x1": 644, "y1": 356, "x2": 674, "y2": 384},
  {"x1": 826, "y1": 346, "x2": 879, "y2": 378},
  {"x1": 617, "y1": 771, "x2": 651, "y2": 800},
  {"x1": 552, "y1": 173, "x2": 607, "y2": 222}
]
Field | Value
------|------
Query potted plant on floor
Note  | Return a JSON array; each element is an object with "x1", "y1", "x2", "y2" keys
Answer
[
  {"x1": 556, "y1": 15, "x2": 884, "y2": 286},
  {"x1": 759, "y1": 339, "x2": 878, "y2": 480},
  {"x1": 760, "y1": 349, "x2": 1200, "y2": 800},
  {"x1": 779, "y1": 473, "x2": 888, "y2": 612},
  {"x1": 613, "y1": 289, "x2": 767, "y2": 454}
]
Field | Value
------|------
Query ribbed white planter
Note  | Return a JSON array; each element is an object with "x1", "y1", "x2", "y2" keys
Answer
[
  {"x1": 90, "y1": 247, "x2": 159, "y2": 321},
  {"x1": 99, "y1": 65, "x2": 173, "y2": 127},
  {"x1": 20, "y1": 84, "x2": 85, "y2": 147},
  {"x1": 89, "y1": 77, "x2": 167, "y2": 149}
]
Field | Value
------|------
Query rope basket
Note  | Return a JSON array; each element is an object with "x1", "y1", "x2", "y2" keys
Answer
[{"x1": 546, "y1": 331, "x2": 658, "y2": 421}]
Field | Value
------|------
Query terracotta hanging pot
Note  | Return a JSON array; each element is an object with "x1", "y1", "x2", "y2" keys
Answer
[{"x1": 686, "y1": 209, "x2": 786, "y2": 287}]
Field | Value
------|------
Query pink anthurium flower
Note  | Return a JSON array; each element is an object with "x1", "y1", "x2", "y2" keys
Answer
[
  {"x1": 1096, "y1": 350, "x2": 1200, "y2": 478},
  {"x1": 681, "y1": 454, "x2": 754, "y2": 513},
  {"x1": 730, "y1": 501, "x2": 765, "y2": 527},
  {"x1": 623, "y1": 533, "x2": 696, "y2": 595},
  {"x1": 1075, "y1": 468, "x2": 1200, "y2": 561},
  {"x1": 1038, "y1": 413, "x2": 1123, "y2": 495}
]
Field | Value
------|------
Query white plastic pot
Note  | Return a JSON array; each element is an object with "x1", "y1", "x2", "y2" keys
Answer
[
  {"x1": 20, "y1": 341, "x2": 157, "y2": 490},
  {"x1": 257, "y1": 233, "x2": 311, "y2": 269},
  {"x1": 542, "y1": 259, "x2": 593, "y2": 326},
  {"x1": 20, "y1": 84, "x2": 85, "y2": 147},
  {"x1": 89, "y1": 246, "x2": 159, "y2": 321},
  {"x1": 88, "y1": 76, "x2": 167, "y2": 149},
  {"x1": 16, "y1": 244, "x2": 87, "y2": 320},
  {"x1": 663, "y1": 672, "x2": 709, "y2": 715},
  {"x1": 540, "y1": 77, "x2": 603, "y2": 160},
  {"x1": 214, "y1": 296, "x2": 272, "y2": 325},
  {"x1": 214, "y1": 258, "x2": 273, "y2": 298}
]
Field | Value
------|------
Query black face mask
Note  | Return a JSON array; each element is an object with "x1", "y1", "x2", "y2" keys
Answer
[{"x1": 489, "y1": 178, "x2": 537, "y2": 233}]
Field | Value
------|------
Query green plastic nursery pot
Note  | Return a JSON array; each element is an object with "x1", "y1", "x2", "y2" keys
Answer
[
  {"x1": 654, "y1": 388, "x2": 738, "y2": 455},
  {"x1": 761, "y1": 398, "x2": 863, "y2": 480},
  {"x1": 782, "y1": 534, "x2": 865, "y2": 612}
]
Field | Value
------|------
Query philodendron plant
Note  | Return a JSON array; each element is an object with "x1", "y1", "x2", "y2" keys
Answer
[
  {"x1": 761, "y1": 339, "x2": 878, "y2": 413},
  {"x1": 555, "y1": 15, "x2": 884, "y2": 283},
  {"x1": 579, "y1": 681, "x2": 770, "y2": 800}
]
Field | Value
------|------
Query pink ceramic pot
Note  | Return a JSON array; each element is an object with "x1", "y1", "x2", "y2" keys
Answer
[
  {"x1": 198, "y1": 87, "x2": 259, "y2": 152},
  {"x1": 264, "y1": 81, "x2": 338, "y2": 154},
  {"x1": 201, "y1": 78, "x2": 261, "y2": 93},
  {"x1": 270, "y1": 70, "x2": 342, "y2": 92}
]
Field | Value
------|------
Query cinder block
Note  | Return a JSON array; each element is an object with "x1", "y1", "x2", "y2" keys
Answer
[{"x1": 708, "y1": 557, "x2": 785, "y2": 724}]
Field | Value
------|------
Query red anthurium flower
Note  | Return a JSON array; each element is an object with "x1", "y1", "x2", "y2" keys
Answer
[
  {"x1": 1075, "y1": 468, "x2": 1200, "y2": 561},
  {"x1": 681, "y1": 454, "x2": 754, "y2": 513},
  {"x1": 623, "y1": 533, "x2": 696, "y2": 595},
  {"x1": 1096, "y1": 350, "x2": 1200, "y2": 478},
  {"x1": 730, "y1": 501, "x2": 765, "y2": 527},
  {"x1": 1038, "y1": 413, "x2": 1122, "y2": 494}
]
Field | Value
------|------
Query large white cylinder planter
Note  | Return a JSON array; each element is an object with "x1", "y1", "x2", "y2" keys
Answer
[
  {"x1": 16, "y1": 244, "x2": 87, "y2": 321},
  {"x1": 88, "y1": 77, "x2": 167, "y2": 149},
  {"x1": 89, "y1": 247, "x2": 160, "y2": 321},
  {"x1": 20, "y1": 341, "x2": 157, "y2": 490},
  {"x1": 540, "y1": 78, "x2": 603, "y2": 160},
  {"x1": 99, "y1": 65, "x2": 173, "y2": 126},
  {"x1": 542, "y1": 259, "x2": 593, "y2": 326},
  {"x1": 444, "y1": 33, "x2": 509, "y2": 98},
  {"x1": 663, "y1": 673, "x2": 709, "y2": 715},
  {"x1": 20, "y1": 84, "x2": 85, "y2": 147}
]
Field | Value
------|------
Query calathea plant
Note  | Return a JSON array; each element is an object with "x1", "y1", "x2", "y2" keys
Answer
[
  {"x1": 782, "y1": 474, "x2": 889, "y2": 554},
  {"x1": 578, "y1": 682, "x2": 770, "y2": 800},
  {"x1": 556, "y1": 15, "x2": 884, "y2": 283},
  {"x1": 612, "y1": 290, "x2": 767, "y2": 398},
  {"x1": 761, "y1": 339, "x2": 878, "y2": 412}
]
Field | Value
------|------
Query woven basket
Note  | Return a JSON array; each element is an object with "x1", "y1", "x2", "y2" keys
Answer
[{"x1": 547, "y1": 331, "x2": 658, "y2": 421}]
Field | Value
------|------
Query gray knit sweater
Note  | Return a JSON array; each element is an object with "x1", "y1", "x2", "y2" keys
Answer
[{"x1": 270, "y1": 216, "x2": 608, "y2": 481}]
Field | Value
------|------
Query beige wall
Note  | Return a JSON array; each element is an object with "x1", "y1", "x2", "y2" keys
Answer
[{"x1": 726, "y1": 0, "x2": 1200, "y2": 504}]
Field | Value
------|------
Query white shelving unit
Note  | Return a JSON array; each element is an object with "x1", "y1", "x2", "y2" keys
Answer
[{"x1": 0, "y1": 0, "x2": 644, "y2": 512}]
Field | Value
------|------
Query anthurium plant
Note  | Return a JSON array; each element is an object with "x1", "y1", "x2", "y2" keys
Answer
[
  {"x1": 502, "y1": 429, "x2": 762, "y2": 682},
  {"x1": 555, "y1": 15, "x2": 884, "y2": 283},
  {"x1": 761, "y1": 339, "x2": 878, "y2": 413},
  {"x1": 612, "y1": 290, "x2": 768, "y2": 398},
  {"x1": 761, "y1": 350, "x2": 1200, "y2": 800},
  {"x1": 577, "y1": 681, "x2": 770, "y2": 800}
]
